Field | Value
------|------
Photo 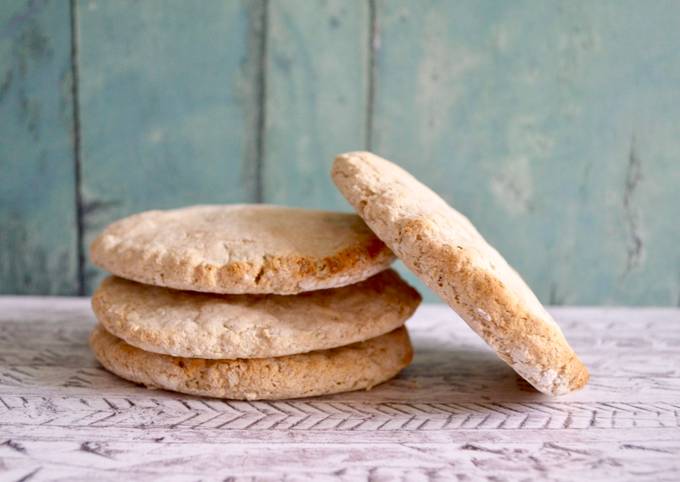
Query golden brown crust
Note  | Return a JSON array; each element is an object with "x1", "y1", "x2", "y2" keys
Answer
[
  {"x1": 91, "y1": 269, "x2": 421, "y2": 359},
  {"x1": 332, "y1": 151, "x2": 589, "y2": 396},
  {"x1": 90, "y1": 324, "x2": 413, "y2": 400},
  {"x1": 90, "y1": 205, "x2": 395, "y2": 294}
]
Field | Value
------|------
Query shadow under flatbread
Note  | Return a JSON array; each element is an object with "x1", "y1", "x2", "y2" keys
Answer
[
  {"x1": 409, "y1": 342, "x2": 515, "y2": 378},
  {"x1": 327, "y1": 342, "x2": 549, "y2": 404},
  {"x1": 2, "y1": 313, "x2": 547, "y2": 403}
]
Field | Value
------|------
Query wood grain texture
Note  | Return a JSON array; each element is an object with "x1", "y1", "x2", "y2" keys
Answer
[
  {"x1": 0, "y1": 0, "x2": 78, "y2": 295},
  {"x1": 0, "y1": 298, "x2": 679, "y2": 480},
  {"x1": 262, "y1": 0, "x2": 369, "y2": 209},
  {"x1": 372, "y1": 0, "x2": 680, "y2": 305},
  {"x1": 75, "y1": 0, "x2": 265, "y2": 293},
  {"x1": 1, "y1": 0, "x2": 680, "y2": 307}
]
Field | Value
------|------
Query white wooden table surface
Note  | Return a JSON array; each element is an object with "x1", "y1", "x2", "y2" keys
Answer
[{"x1": 0, "y1": 297, "x2": 678, "y2": 481}]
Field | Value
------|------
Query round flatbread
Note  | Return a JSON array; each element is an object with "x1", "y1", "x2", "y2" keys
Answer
[
  {"x1": 332, "y1": 152, "x2": 589, "y2": 396},
  {"x1": 92, "y1": 269, "x2": 421, "y2": 359},
  {"x1": 90, "y1": 205, "x2": 395, "y2": 294},
  {"x1": 90, "y1": 324, "x2": 413, "y2": 400}
]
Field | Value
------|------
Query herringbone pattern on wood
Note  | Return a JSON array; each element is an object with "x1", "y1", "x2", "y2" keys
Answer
[{"x1": 1, "y1": 299, "x2": 679, "y2": 480}]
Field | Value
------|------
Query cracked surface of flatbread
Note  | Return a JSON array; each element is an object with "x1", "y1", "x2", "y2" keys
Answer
[
  {"x1": 332, "y1": 151, "x2": 589, "y2": 396},
  {"x1": 90, "y1": 324, "x2": 413, "y2": 400},
  {"x1": 90, "y1": 205, "x2": 395, "y2": 294},
  {"x1": 92, "y1": 269, "x2": 421, "y2": 359}
]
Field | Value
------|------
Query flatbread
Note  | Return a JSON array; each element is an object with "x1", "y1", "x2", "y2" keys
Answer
[
  {"x1": 90, "y1": 204, "x2": 395, "y2": 294},
  {"x1": 90, "y1": 324, "x2": 413, "y2": 400},
  {"x1": 332, "y1": 151, "x2": 588, "y2": 395},
  {"x1": 92, "y1": 269, "x2": 421, "y2": 359}
]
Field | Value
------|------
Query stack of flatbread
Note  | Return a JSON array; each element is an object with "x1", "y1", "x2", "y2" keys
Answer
[
  {"x1": 89, "y1": 151, "x2": 588, "y2": 399},
  {"x1": 89, "y1": 205, "x2": 420, "y2": 400}
]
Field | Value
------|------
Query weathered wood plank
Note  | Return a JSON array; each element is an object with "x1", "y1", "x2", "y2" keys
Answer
[
  {"x1": 75, "y1": 0, "x2": 265, "y2": 293},
  {"x1": 0, "y1": 439, "x2": 678, "y2": 481},
  {"x1": 1, "y1": 299, "x2": 679, "y2": 479},
  {"x1": 0, "y1": 0, "x2": 78, "y2": 295},
  {"x1": 262, "y1": 0, "x2": 369, "y2": 209},
  {"x1": 373, "y1": 0, "x2": 680, "y2": 306},
  {"x1": 4, "y1": 422, "x2": 680, "y2": 448},
  {"x1": 2, "y1": 391, "x2": 679, "y2": 432}
]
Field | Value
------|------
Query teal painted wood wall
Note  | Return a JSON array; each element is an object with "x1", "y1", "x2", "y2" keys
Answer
[{"x1": 1, "y1": 0, "x2": 678, "y2": 305}]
